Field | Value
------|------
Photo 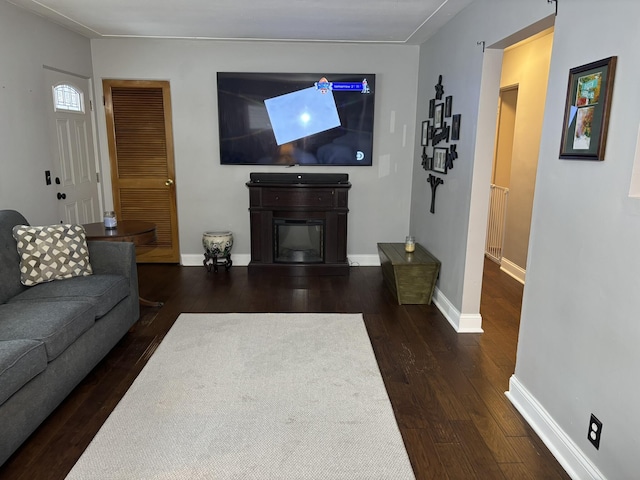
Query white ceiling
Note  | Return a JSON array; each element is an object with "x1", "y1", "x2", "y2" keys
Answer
[{"x1": 7, "y1": 0, "x2": 474, "y2": 44}]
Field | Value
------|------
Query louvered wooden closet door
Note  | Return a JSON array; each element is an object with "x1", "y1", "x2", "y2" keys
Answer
[{"x1": 103, "y1": 80, "x2": 180, "y2": 262}]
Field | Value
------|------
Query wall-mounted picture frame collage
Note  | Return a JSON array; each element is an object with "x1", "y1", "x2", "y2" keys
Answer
[
  {"x1": 420, "y1": 75, "x2": 462, "y2": 176},
  {"x1": 419, "y1": 75, "x2": 463, "y2": 213}
]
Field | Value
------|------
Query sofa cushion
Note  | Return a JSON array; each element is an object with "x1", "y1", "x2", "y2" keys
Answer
[
  {"x1": 9, "y1": 274, "x2": 129, "y2": 319},
  {"x1": 12, "y1": 224, "x2": 93, "y2": 286},
  {"x1": 0, "y1": 339, "x2": 47, "y2": 406},
  {"x1": 0, "y1": 301, "x2": 95, "y2": 361}
]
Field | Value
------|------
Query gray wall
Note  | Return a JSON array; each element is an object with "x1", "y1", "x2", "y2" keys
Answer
[
  {"x1": 414, "y1": 0, "x2": 640, "y2": 477},
  {"x1": 0, "y1": 1, "x2": 93, "y2": 225},
  {"x1": 517, "y1": 1, "x2": 640, "y2": 477},
  {"x1": 90, "y1": 39, "x2": 420, "y2": 262}
]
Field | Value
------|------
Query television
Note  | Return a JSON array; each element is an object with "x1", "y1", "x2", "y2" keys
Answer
[{"x1": 217, "y1": 72, "x2": 376, "y2": 166}]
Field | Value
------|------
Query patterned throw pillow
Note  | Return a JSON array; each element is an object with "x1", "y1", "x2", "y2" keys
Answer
[{"x1": 12, "y1": 224, "x2": 93, "y2": 286}]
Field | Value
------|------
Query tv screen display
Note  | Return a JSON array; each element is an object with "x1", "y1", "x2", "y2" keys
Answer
[{"x1": 217, "y1": 72, "x2": 376, "y2": 166}]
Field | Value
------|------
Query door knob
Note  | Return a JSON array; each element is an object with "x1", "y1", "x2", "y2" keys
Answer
[
  {"x1": 57, "y1": 192, "x2": 66, "y2": 200},
  {"x1": 165, "y1": 179, "x2": 174, "y2": 186}
]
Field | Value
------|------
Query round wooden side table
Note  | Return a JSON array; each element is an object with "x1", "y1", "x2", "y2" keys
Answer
[{"x1": 83, "y1": 221, "x2": 162, "y2": 307}]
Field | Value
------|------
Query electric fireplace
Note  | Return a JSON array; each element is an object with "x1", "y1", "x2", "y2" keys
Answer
[{"x1": 247, "y1": 173, "x2": 351, "y2": 275}]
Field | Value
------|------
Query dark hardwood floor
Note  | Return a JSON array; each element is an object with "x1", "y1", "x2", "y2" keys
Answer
[{"x1": 0, "y1": 258, "x2": 570, "y2": 479}]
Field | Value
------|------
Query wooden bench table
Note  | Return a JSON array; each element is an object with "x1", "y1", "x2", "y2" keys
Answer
[{"x1": 377, "y1": 242, "x2": 441, "y2": 305}]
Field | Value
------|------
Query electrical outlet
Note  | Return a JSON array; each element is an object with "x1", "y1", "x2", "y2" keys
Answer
[{"x1": 587, "y1": 414, "x2": 602, "y2": 449}]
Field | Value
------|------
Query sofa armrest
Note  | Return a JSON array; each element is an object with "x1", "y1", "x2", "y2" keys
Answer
[
  {"x1": 88, "y1": 241, "x2": 135, "y2": 276},
  {"x1": 87, "y1": 241, "x2": 139, "y2": 302}
]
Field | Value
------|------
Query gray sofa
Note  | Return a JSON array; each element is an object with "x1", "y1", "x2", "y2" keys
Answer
[{"x1": 0, "y1": 209, "x2": 140, "y2": 465}]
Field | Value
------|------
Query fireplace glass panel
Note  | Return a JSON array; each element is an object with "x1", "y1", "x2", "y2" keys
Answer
[{"x1": 274, "y1": 219, "x2": 324, "y2": 263}]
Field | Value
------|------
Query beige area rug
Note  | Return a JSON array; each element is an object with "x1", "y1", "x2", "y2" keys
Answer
[{"x1": 66, "y1": 313, "x2": 415, "y2": 479}]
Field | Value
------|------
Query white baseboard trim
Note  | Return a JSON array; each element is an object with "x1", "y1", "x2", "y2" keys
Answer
[
  {"x1": 348, "y1": 254, "x2": 380, "y2": 267},
  {"x1": 506, "y1": 375, "x2": 605, "y2": 480},
  {"x1": 180, "y1": 254, "x2": 380, "y2": 268},
  {"x1": 432, "y1": 287, "x2": 484, "y2": 333},
  {"x1": 500, "y1": 257, "x2": 526, "y2": 284}
]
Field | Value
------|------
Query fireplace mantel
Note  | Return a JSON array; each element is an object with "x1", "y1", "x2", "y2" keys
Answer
[{"x1": 246, "y1": 173, "x2": 351, "y2": 275}]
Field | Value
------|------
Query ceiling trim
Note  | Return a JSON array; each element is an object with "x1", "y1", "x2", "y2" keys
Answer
[
  {"x1": 8, "y1": 0, "x2": 476, "y2": 45},
  {"x1": 98, "y1": 34, "x2": 410, "y2": 45}
]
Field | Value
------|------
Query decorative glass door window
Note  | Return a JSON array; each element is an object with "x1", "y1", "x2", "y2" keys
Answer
[{"x1": 53, "y1": 84, "x2": 84, "y2": 113}]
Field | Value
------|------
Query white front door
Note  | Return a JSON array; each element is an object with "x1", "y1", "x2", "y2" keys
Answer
[{"x1": 44, "y1": 68, "x2": 102, "y2": 224}]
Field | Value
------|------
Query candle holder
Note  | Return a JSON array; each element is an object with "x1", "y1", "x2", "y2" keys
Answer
[
  {"x1": 405, "y1": 236, "x2": 415, "y2": 253},
  {"x1": 103, "y1": 211, "x2": 117, "y2": 229}
]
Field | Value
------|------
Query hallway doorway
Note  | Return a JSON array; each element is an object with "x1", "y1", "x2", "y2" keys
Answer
[
  {"x1": 486, "y1": 86, "x2": 518, "y2": 264},
  {"x1": 483, "y1": 28, "x2": 554, "y2": 288}
]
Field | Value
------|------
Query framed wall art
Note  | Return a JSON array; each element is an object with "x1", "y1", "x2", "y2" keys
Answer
[
  {"x1": 445, "y1": 96, "x2": 452, "y2": 118},
  {"x1": 433, "y1": 147, "x2": 448, "y2": 174},
  {"x1": 559, "y1": 56, "x2": 617, "y2": 160},
  {"x1": 451, "y1": 114, "x2": 461, "y2": 141},
  {"x1": 434, "y1": 103, "x2": 444, "y2": 129},
  {"x1": 421, "y1": 121, "x2": 430, "y2": 146}
]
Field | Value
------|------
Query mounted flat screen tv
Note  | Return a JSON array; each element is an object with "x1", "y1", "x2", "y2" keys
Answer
[{"x1": 217, "y1": 72, "x2": 376, "y2": 166}]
